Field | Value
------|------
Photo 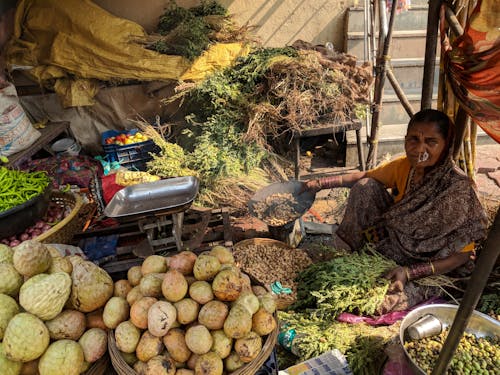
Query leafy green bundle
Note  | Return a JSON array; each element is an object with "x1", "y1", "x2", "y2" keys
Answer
[{"x1": 291, "y1": 248, "x2": 396, "y2": 318}]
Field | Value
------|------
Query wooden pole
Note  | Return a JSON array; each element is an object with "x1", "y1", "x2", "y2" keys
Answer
[
  {"x1": 431, "y1": 208, "x2": 500, "y2": 374},
  {"x1": 365, "y1": 0, "x2": 398, "y2": 169},
  {"x1": 452, "y1": 107, "x2": 468, "y2": 160},
  {"x1": 421, "y1": 0, "x2": 443, "y2": 109}
]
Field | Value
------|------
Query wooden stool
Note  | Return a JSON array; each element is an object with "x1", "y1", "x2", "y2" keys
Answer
[{"x1": 293, "y1": 119, "x2": 365, "y2": 180}]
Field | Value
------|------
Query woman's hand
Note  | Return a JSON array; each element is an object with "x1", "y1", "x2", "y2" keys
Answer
[
  {"x1": 384, "y1": 266, "x2": 408, "y2": 292},
  {"x1": 304, "y1": 179, "x2": 322, "y2": 193}
]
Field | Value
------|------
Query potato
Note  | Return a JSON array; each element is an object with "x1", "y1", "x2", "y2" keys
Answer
[
  {"x1": 130, "y1": 297, "x2": 157, "y2": 329},
  {"x1": 85, "y1": 308, "x2": 107, "y2": 331},
  {"x1": 169, "y1": 251, "x2": 197, "y2": 275},
  {"x1": 189, "y1": 281, "x2": 214, "y2": 305},
  {"x1": 136, "y1": 331, "x2": 164, "y2": 362},
  {"x1": 198, "y1": 301, "x2": 228, "y2": 330},
  {"x1": 115, "y1": 321, "x2": 141, "y2": 353},
  {"x1": 235, "y1": 331, "x2": 262, "y2": 363},
  {"x1": 185, "y1": 325, "x2": 213, "y2": 355},
  {"x1": 211, "y1": 330, "x2": 232, "y2": 359},
  {"x1": 223, "y1": 305, "x2": 252, "y2": 339},
  {"x1": 141, "y1": 255, "x2": 167, "y2": 275},
  {"x1": 193, "y1": 255, "x2": 220, "y2": 281},
  {"x1": 211, "y1": 269, "x2": 242, "y2": 302},
  {"x1": 114, "y1": 279, "x2": 132, "y2": 297},
  {"x1": 252, "y1": 308, "x2": 276, "y2": 336},
  {"x1": 163, "y1": 328, "x2": 192, "y2": 363},
  {"x1": 194, "y1": 352, "x2": 223, "y2": 375},
  {"x1": 126, "y1": 286, "x2": 144, "y2": 306},
  {"x1": 174, "y1": 298, "x2": 200, "y2": 325},
  {"x1": 145, "y1": 355, "x2": 176, "y2": 375},
  {"x1": 224, "y1": 351, "x2": 245, "y2": 372},
  {"x1": 103, "y1": 296, "x2": 129, "y2": 329},
  {"x1": 127, "y1": 266, "x2": 143, "y2": 286},
  {"x1": 46, "y1": 309, "x2": 86, "y2": 340},
  {"x1": 162, "y1": 270, "x2": 188, "y2": 302},
  {"x1": 148, "y1": 301, "x2": 177, "y2": 337},
  {"x1": 139, "y1": 273, "x2": 164, "y2": 298}
]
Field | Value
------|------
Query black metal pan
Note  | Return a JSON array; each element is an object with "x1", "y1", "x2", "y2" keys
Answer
[{"x1": 248, "y1": 180, "x2": 316, "y2": 227}]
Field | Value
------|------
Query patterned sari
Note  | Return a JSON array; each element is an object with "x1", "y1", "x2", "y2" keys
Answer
[{"x1": 335, "y1": 157, "x2": 488, "y2": 312}]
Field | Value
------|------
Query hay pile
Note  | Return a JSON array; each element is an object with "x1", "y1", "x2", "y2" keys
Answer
[{"x1": 145, "y1": 27, "x2": 373, "y2": 209}]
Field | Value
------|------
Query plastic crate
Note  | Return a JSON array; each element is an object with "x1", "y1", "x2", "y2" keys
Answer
[
  {"x1": 101, "y1": 129, "x2": 160, "y2": 171},
  {"x1": 256, "y1": 349, "x2": 279, "y2": 375}
]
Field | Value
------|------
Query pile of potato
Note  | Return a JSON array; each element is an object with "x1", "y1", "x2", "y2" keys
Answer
[
  {"x1": 107, "y1": 246, "x2": 278, "y2": 375},
  {"x1": 0, "y1": 241, "x2": 114, "y2": 375}
]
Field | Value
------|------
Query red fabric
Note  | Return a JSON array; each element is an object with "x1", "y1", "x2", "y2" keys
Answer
[
  {"x1": 444, "y1": 0, "x2": 500, "y2": 143},
  {"x1": 101, "y1": 174, "x2": 124, "y2": 204}
]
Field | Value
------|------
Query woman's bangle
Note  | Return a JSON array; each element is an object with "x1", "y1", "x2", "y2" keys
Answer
[
  {"x1": 317, "y1": 175, "x2": 343, "y2": 190},
  {"x1": 408, "y1": 263, "x2": 433, "y2": 280}
]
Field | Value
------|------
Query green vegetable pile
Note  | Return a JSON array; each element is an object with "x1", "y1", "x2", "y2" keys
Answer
[
  {"x1": 0, "y1": 167, "x2": 50, "y2": 213},
  {"x1": 291, "y1": 248, "x2": 396, "y2": 318},
  {"x1": 278, "y1": 311, "x2": 399, "y2": 375},
  {"x1": 149, "y1": 1, "x2": 243, "y2": 60},
  {"x1": 404, "y1": 329, "x2": 500, "y2": 374},
  {"x1": 478, "y1": 292, "x2": 500, "y2": 319}
]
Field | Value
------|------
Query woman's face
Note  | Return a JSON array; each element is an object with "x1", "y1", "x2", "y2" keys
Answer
[{"x1": 404, "y1": 121, "x2": 447, "y2": 169}]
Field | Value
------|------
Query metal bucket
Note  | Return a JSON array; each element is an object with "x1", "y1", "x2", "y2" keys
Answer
[{"x1": 400, "y1": 304, "x2": 500, "y2": 375}]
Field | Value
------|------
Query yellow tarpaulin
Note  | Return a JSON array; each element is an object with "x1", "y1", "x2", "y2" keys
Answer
[{"x1": 7, "y1": 0, "x2": 248, "y2": 107}]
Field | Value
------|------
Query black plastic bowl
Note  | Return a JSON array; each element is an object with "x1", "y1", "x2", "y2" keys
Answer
[{"x1": 0, "y1": 186, "x2": 52, "y2": 239}]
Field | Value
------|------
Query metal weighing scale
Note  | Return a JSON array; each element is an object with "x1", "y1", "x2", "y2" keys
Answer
[{"x1": 104, "y1": 176, "x2": 199, "y2": 256}]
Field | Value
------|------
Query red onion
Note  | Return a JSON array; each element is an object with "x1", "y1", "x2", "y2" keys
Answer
[
  {"x1": 1, "y1": 239, "x2": 9, "y2": 245},
  {"x1": 31, "y1": 229, "x2": 42, "y2": 237},
  {"x1": 9, "y1": 240, "x2": 21, "y2": 247},
  {"x1": 8, "y1": 236, "x2": 16, "y2": 242},
  {"x1": 19, "y1": 233, "x2": 30, "y2": 241},
  {"x1": 35, "y1": 220, "x2": 45, "y2": 229},
  {"x1": 27, "y1": 227, "x2": 35, "y2": 234},
  {"x1": 41, "y1": 224, "x2": 51, "y2": 232}
]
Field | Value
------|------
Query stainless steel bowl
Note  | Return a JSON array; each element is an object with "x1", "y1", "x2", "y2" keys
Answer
[{"x1": 400, "y1": 304, "x2": 500, "y2": 375}]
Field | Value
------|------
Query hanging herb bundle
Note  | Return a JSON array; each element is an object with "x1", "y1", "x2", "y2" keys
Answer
[
  {"x1": 290, "y1": 247, "x2": 396, "y2": 318},
  {"x1": 278, "y1": 311, "x2": 399, "y2": 375}
]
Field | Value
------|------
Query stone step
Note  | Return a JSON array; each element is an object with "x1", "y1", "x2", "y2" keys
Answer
[
  {"x1": 384, "y1": 58, "x2": 439, "y2": 96},
  {"x1": 378, "y1": 94, "x2": 435, "y2": 126},
  {"x1": 345, "y1": 30, "x2": 440, "y2": 59},
  {"x1": 346, "y1": 6, "x2": 430, "y2": 33}
]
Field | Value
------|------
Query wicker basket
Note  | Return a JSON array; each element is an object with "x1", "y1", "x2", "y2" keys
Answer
[
  {"x1": 233, "y1": 238, "x2": 305, "y2": 310},
  {"x1": 36, "y1": 190, "x2": 84, "y2": 244},
  {"x1": 108, "y1": 314, "x2": 278, "y2": 374}
]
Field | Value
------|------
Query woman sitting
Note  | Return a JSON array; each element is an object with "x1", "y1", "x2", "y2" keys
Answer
[{"x1": 304, "y1": 109, "x2": 488, "y2": 312}]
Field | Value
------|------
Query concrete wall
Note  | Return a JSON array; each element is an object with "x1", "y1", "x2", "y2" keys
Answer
[{"x1": 93, "y1": 0, "x2": 358, "y2": 52}]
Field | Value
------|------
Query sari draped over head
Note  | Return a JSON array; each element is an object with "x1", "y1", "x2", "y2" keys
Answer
[{"x1": 337, "y1": 157, "x2": 488, "y2": 267}]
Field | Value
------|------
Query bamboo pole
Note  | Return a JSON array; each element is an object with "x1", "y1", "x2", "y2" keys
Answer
[
  {"x1": 386, "y1": 70, "x2": 415, "y2": 117},
  {"x1": 452, "y1": 107, "x2": 468, "y2": 160},
  {"x1": 444, "y1": 5, "x2": 465, "y2": 36},
  {"x1": 365, "y1": 0, "x2": 398, "y2": 169},
  {"x1": 431, "y1": 208, "x2": 500, "y2": 374},
  {"x1": 421, "y1": 0, "x2": 443, "y2": 109},
  {"x1": 470, "y1": 121, "x2": 477, "y2": 169}
]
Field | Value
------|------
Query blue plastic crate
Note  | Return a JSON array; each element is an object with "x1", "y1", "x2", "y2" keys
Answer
[
  {"x1": 101, "y1": 129, "x2": 160, "y2": 171},
  {"x1": 256, "y1": 349, "x2": 279, "y2": 375}
]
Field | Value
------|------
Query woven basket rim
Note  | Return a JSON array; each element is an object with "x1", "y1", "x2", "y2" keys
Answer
[
  {"x1": 108, "y1": 324, "x2": 278, "y2": 375},
  {"x1": 233, "y1": 237, "x2": 294, "y2": 251},
  {"x1": 35, "y1": 191, "x2": 83, "y2": 242}
]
